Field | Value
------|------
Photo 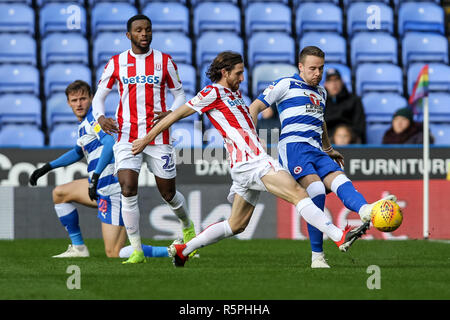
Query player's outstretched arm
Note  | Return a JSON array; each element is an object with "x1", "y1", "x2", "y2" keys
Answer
[
  {"x1": 29, "y1": 146, "x2": 84, "y2": 186},
  {"x1": 248, "y1": 99, "x2": 268, "y2": 127},
  {"x1": 131, "y1": 104, "x2": 196, "y2": 155}
]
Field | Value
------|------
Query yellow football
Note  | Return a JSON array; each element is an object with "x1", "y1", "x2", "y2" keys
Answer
[{"x1": 371, "y1": 200, "x2": 403, "y2": 232}]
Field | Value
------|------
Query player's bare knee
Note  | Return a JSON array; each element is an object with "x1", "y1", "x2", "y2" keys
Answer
[
  {"x1": 105, "y1": 246, "x2": 120, "y2": 258},
  {"x1": 121, "y1": 187, "x2": 137, "y2": 198},
  {"x1": 52, "y1": 186, "x2": 67, "y2": 203}
]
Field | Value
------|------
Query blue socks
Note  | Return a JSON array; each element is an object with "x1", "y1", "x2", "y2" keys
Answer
[
  {"x1": 306, "y1": 181, "x2": 326, "y2": 253},
  {"x1": 142, "y1": 245, "x2": 169, "y2": 257},
  {"x1": 335, "y1": 181, "x2": 367, "y2": 214},
  {"x1": 55, "y1": 203, "x2": 84, "y2": 245}
]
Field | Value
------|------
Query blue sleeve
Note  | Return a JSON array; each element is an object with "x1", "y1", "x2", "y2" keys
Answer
[
  {"x1": 49, "y1": 146, "x2": 84, "y2": 169},
  {"x1": 93, "y1": 134, "x2": 115, "y2": 175}
]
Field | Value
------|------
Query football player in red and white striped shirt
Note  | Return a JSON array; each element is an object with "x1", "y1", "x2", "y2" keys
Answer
[
  {"x1": 131, "y1": 51, "x2": 370, "y2": 267},
  {"x1": 92, "y1": 15, "x2": 196, "y2": 263}
]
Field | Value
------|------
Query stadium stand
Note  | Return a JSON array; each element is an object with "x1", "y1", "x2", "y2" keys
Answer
[
  {"x1": 402, "y1": 32, "x2": 449, "y2": 67},
  {"x1": 46, "y1": 92, "x2": 76, "y2": 130},
  {"x1": 0, "y1": 94, "x2": 41, "y2": 128},
  {"x1": 320, "y1": 63, "x2": 352, "y2": 92},
  {"x1": 366, "y1": 123, "x2": 391, "y2": 145},
  {"x1": 151, "y1": 32, "x2": 192, "y2": 65},
  {"x1": 92, "y1": 32, "x2": 129, "y2": 68},
  {"x1": 41, "y1": 33, "x2": 88, "y2": 67},
  {"x1": 0, "y1": 3, "x2": 34, "y2": 34},
  {"x1": 143, "y1": 2, "x2": 189, "y2": 34},
  {"x1": 196, "y1": 32, "x2": 243, "y2": 68},
  {"x1": 398, "y1": 1, "x2": 445, "y2": 36},
  {"x1": 49, "y1": 123, "x2": 78, "y2": 147},
  {"x1": 300, "y1": 32, "x2": 347, "y2": 64},
  {"x1": 0, "y1": 124, "x2": 44, "y2": 147},
  {"x1": 245, "y1": 2, "x2": 292, "y2": 36},
  {"x1": 0, "y1": 64, "x2": 39, "y2": 96},
  {"x1": 0, "y1": 33, "x2": 36, "y2": 65},
  {"x1": 362, "y1": 93, "x2": 408, "y2": 123},
  {"x1": 251, "y1": 63, "x2": 298, "y2": 98},
  {"x1": 296, "y1": 2, "x2": 343, "y2": 35},
  {"x1": 40, "y1": 3, "x2": 87, "y2": 36},
  {"x1": 408, "y1": 63, "x2": 450, "y2": 95},
  {"x1": 356, "y1": 63, "x2": 403, "y2": 96},
  {"x1": 194, "y1": 2, "x2": 241, "y2": 36},
  {"x1": 248, "y1": 32, "x2": 295, "y2": 69},
  {"x1": 350, "y1": 32, "x2": 398, "y2": 67},
  {"x1": 346, "y1": 2, "x2": 394, "y2": 36},
  {"x1": 91, "y1": 2, "x2": 137, "y2": 35},
  {"x1": 44, "y1": 63, "x2": 91, "y2": 97},
  {"x1": 430, "y1": 123, "x2": 450, "y2": 145}
]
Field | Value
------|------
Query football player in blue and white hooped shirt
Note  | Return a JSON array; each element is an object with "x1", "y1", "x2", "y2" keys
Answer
[
  {"x1": 250, "y1": 46, "x2": 397, "y2": 268},
  {"x1": 29, "y1": 81, "x2": 170, "y2": 259}
]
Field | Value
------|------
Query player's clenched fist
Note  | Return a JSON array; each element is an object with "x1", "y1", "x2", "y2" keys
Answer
[{"x1": 29, "y1": 163, "x2": 52, "y2": 186}]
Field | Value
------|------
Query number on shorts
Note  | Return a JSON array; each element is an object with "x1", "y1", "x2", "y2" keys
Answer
[{"x1": 161, "y1": 154, "x2": 174, "y2": 170}]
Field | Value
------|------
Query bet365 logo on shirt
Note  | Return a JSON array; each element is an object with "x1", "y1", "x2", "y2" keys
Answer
[{"x1": 122, "y1": 75, "x2": 160, "y2": 85}]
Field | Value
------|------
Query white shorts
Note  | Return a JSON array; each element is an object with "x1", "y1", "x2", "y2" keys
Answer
[
  {"x1": 113, "y1": 142, "x2": 177, "y2": 179},
  {"x1": 227, "y1": 155, "x2": 287, "y2": 207}
]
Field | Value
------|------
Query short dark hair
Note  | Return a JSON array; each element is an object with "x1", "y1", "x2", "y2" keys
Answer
[
  {"x1": 206, "y1": 51, "x2": 243, "y2": 83},
  {"x1": 127, "y1": 14, "x2": 152, "y2": 32},
  {"x1": 65, "y1": 80, "x2": 92, "y2": 99},
  {"x1": 299, "y1": 46, "x2": 325, "y2": 64}
]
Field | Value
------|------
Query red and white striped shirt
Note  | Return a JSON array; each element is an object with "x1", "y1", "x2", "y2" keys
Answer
[
  {"x1": 98, "y1": 48, "x2": 183, "y2": 144},
  {"x1": 187, "y1": 84, "x2": 266, "y2": 168}
]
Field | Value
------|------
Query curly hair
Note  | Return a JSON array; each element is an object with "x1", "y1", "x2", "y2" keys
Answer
[{"x1": 206, "y1": 51, "x2": 243, "y2": 83}]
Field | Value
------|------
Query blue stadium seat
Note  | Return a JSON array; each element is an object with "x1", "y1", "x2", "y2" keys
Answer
[
  {"x1": 41, "y1": 33, "x2": 88, "y2": 67},
  {"x1": 194, "y1": 2, "x2": 240, "y2": 36},
  {"x1": 366, "y1": 122, "x2": 391, "y2": 145},
  {"x1": 50, "y1": 123, "x2": 78, "y2": 147},
  {"x1": 200, "y1": 64, "x2": 249, "y2": 96},
  {"x1": 320, "y1": 63, "x2": 352, "y2": 93},
  {"x1": 0, "y1": 4, "x2": 34, "y2": 34},
  {"x1": 152, "y1": 32, "x2": 192, "y2": 65},
  {"x1": 347, "y1": 2, "x2": 393, "y2": 36},
  {"x1": 1, "y1": 0, "x2": 32, "y2": 5},
  {"x1": 293, "y1": 0, "x2": 339, "y2": 7},
  {"x1": 40, "y1": 3, "x2": 87, "y2": 36},
  {"x1": 296, "y1": 2, "x2": 342, "y2": 35},
  {"x1": 91, "y1": 2, "x2": 137, "y2": 36},
  {"x1": 402, "y1": 32, "x2": 448, "y2": 68},
  {"x1": 171, "y1": 122, "x2": 203, "y2": 148},
  {"x1": 143, "y1": 2, "x2": 188, "y2": 34},
  {"x1": 300, "y1": 32, "x2": 346, "y2": 64},
  {"x1": 398, "y1": 2, "x2": 445, "y2": 36},
  {"x1": 92, "y1": 32, "x2": 129, "y2": 68},
  {"x1": 192, "y1": 0, "x2": 234, "y2": 6},
  {"x1": 344, "y1": 0, "x2": 390, "y2": 9},
  {"x1": 204, "y1": 128, "x2": 224, "y2": 148},
  {"x1": 38, "y1": 0, "x2": 84, "y2": 6},
  {"x1": 87, "y1": 0, "x2": 136, "y2": 6},
  {"x1": 408, "y1": 63, "x2": 450, "y2": 95},
  {"x1": 245, "y1": 2, "x2": 291, "y2": 36},
  {"x1": 0, "y1": 124, "x2": 44, "y2": 147},
  {"x1": 427, "y1": 93, "x2": 450, "y2": 122},
  {"x1": 0, "y1": 64, "x2": 39, "y2": 95},
  {"x1": 248, "y1": 32, "x2": 295, "y2": 69},
  {"x1": 0, "y1": 34, "x2": 36, "y2": 65},
  {"x1": 196, "y1": 32, "x2": 243, "y2": 68},
  {"x1": 350, "y1": 32, "x2": 397, "y2": 68},
  {"x1": 430, "y1": 123, "x2": 450, "y2": 145},
  {"x1": 251, "y1": 63, "x2": 298, "y2": 98},
  {"x1": 46, "y1": 93, "x2": 75, "y2": 129},
  {"x1": 44, "y1": 63, "x2": 91, "y2": 98},
  {"x1": 356, "y1": 63, "x2": 403, "y2": 96},
  {"x1": 176, "y1": 63, "x2": 196, "y2": 95},
  {"x1": 0, "y1": 94, "x2": 41, "y2": 128},
  {"x1": 362, "y1": 93, "x2": 407, "y2": 123}
]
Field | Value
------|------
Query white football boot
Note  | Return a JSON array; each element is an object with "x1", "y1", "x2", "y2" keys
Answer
[
  {"x1": 311, "y1": 254, "x2": 331, "y2": 269},
  {"x1": 52, "y1": 244, "x2": 90, "y2": 258},
  {"x1": 359, "y1": 195, "x2": 398, "y2": 223}
]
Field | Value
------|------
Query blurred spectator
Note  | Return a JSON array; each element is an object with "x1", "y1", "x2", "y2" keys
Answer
[
  {"x1": 324, "y1": 68, "x2": 365, "y2": 143},
  {"x1": 330, "y1": 123, "x2": 356, "y2": 146},
  {"x1": 382, "y1": 107, "x2": 434, "y2": 144}
]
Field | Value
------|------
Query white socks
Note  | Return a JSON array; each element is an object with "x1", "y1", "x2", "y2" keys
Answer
[
  {"x1": 296, "y1": 198, "x2": 343, "y2": 242},
  {"x1": 121, "y1": 194, "x2": 142, "y2": 252},
  {"x1": 306, "y1": 181, "x2": 326, "y2": 199},
  {"x1": 182, "y1": 220, "x2": 233, "y2": 257},
  {"x1": 165, "y1": 191, "x2": 191, "y2": 229}
]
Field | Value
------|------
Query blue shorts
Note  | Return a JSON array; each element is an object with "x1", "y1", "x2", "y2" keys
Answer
[
  {"x1": 279, "y1": 142, "x2": 343, "y2": 181},
  {"x1": 96, "y1": 193, "x2": 124, "y2": 226}
]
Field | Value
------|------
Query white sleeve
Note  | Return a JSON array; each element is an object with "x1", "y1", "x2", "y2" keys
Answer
[
  {"x1": 92, "y1": 87, "x2": 110, "y2": 120},
  {"x1": 168, "y1": 86, "x2": 186, "y2": 111}
]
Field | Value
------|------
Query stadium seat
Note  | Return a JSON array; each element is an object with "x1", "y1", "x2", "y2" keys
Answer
[
  {"x1": 350, "y1": 32, "x2": 397, "y2": 68},
  {"x1": 427, "y1": 93, "x2": 450, "y2": 122},
  {"x1": 344, "y1": 0, "x2": 390, "y2": 9},
  {"x1": 320, "y1": 63, "x2": 352, "y2": 93},
  {"x1": 196, "y1": 32, "x2": 243, "y2": 68},
  {"x1": 0, "y1": 34, "x2": 36, "y2": 65},
  {"x1": 248, "y1": 32, "x2": 295, "y2": 69},
  {"x1": 200, "y1": 64, "x2": 249, "y2": 96},
  {"x1": 2, "y1": 0, "x2": 32, "y2": 5},
  {"x1": 171, "y1": 122, "x2": 203, "y2": 148},
  {"x1": 192, "y1": 0, "x2": 235, "y2": 6},
  {"x1": 204, "y1": 128, "x2": 224, "y2": 148},
  {"x1": 143, "y1": 2, "x2": 188, "y2": 34},
  {"x1": 194, "y1": 2, "x2": 240, "y2": 36},
  {"x1": 300, "y1": 32, "x2": 346, "y2": 64},
  {"x1": 38, "y1": 0, "x2": 84, "y2": 6},
  {"x1": 40, "y1": 3, "x2": 87, "y2": 36},
  {"x1": 402, "y1": 32, "x2": 448, "y2": 68},
  {"x1": 407, "y1": 63, "x2": 450, "y2": 95},
  {"x1": 245, "y1": 2, "x2": 292, "y2": 36},
  {"x1": 244, "y1": 0, "x2": 289, "y2": 6},
  {"x1": 347, "y1": 2, "x2": 393, "y2": 36},
  {"x1": 362, "y1": 93, "x2": 407, "y2": 123},
  {"x1": 398, "y1": 2, "x2": 445, "y2": 36},
  {"x1": 0, "y1": 4, "x2": 34, "y2": 34},
  {"x1": 251, "y1": 63, "x2": 298, "y2": 98},
  {"x1": 366, "y1": 123, "x2": 391, "y2": 145},
  {"x1": 151, "y1": 32, "x2": 192, "y2": 65},
  {"x1": 296, "y1": 2, "x2": 342, "y2": 35},
  {"x1": 176, "y1": 63, "x2": 196, "y2": 96},
  {"x1": 87, "y1": 0, "x2": 136, "y2": 6},
  {"x1": 430, "y1": 123, "x2": 450, "y2": 145},
  {"x1": 91, "y1": 2, "x2": 137, "y2": 36},
  {"x1": 293, "y1": 0, "x2": 339, "y2": 7},
  {"x1": 44, "y1": 63, "x2": 91, "y2": 98},
  {"x1": 49, "y1": 123, "x2": 78, "y2": 147},
  {"x1": 0, "y1": 94, "x2": 41, "y2": 128},
  {"x1": 41, "y1": 33, "x2": 88, "y2": 67},
  {"x1": 0, "y1": 64, "x2": 39, "y2": 96},
  {"x1": 0, "y1": 124, "x2": 44, "y2": 147},
  {"x1": 46, "y1": 93, "x2": 76, "y2": 129},
  {"x1": 356, "y1": 63, "x2": 403, "y2": 96},
  {"x1": 92, "y1": 32, "x2": 129, "y2": 68}
]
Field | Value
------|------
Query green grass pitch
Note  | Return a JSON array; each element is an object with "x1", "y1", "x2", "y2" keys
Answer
[{"x1": 0, "y1": 238, "x2": 449, "y2": 300}]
